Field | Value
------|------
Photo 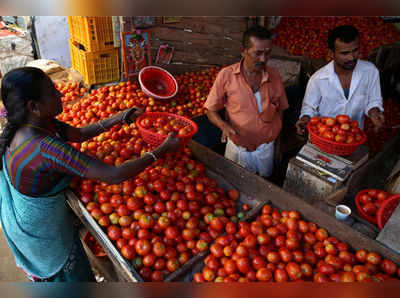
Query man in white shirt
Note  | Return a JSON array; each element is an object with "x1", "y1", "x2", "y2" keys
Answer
[{"x1": 296, "y1": 25, "x2": 385, "y2": 135}]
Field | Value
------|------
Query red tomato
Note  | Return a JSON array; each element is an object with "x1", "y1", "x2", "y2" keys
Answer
[
  {"x1": 121, "y1": 245, "x2": 136, "y2": 260},
  {"x1": 274, "y1": 268, "x2": 289, "y2": 282},
  {"x1": 336, "y1": 114, "x2": 350, "y2": 124},
  {"x1": 310, "y1": 117, "x2": 320, "y2": 125}
]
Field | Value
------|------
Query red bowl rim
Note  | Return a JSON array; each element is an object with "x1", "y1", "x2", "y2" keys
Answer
[
  {"x1": 138, "y1": 66, "x2": 178, "y2": 100},
  {"x1": 136, "y1": 112, "x2": 198, "y2": 139},
  {"x1": 354, "y1": 189, "x2": 379, "y2": 224},
  {"x1": 377, "y1": 194, "x2": 400, "y2": 229},
  {"x1": 307, "y1": 122, "x2": 367, "y2": 147}
]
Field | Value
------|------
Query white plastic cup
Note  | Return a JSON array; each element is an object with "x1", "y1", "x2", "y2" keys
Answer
[{"x1": 335, "y1": 204, "x2": 351, "y2": 221}]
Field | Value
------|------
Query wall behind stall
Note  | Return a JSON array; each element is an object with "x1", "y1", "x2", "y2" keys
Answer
[
  {"x1": 33, "y1": 16, "x2": 71, "y2": 68},
  {"x1": 146, "y1": 17, "x2": 247, "y2": 74}
]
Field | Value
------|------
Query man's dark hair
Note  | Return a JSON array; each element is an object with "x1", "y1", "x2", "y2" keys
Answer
[
  {"x1": 242, "y1": 25, "x2": 271, "y2": 49},
  {"x1": 328, "y1": 25, "x2": 359, "y2": 51}
]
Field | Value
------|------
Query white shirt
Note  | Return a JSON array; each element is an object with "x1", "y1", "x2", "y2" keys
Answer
[{"x1": 300, "y1": 60, "x2": 383, "y2": 128}]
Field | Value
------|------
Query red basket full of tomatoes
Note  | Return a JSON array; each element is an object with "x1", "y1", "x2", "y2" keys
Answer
[
  {"x1": 136, "y1": 112, "x2": 198, "y2": 147},
  {"x1": 307, "y1": 115, "x2": 367, "y2": 156},
  {"x1": 355, "y1": 189, "x2": 392, "y2": 226}
]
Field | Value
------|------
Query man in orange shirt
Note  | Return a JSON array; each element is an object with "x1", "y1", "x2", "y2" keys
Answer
[{"x1": 204, "y1": 26, "x2": 289, "y2": 177}]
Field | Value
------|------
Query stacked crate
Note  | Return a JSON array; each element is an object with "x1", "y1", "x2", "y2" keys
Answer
[{"x1": 68, "y1": 16, "x2": 120, "y2": 85}]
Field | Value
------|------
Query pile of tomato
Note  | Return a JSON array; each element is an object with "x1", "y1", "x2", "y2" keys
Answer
[
  {"x1": 54, "y1": 82, "x2": 87, "y2": 103},
  {"x1": 356, "y1": 189, "x2": 392, "y2": 224},
  {"x1": 76, "y1": 146, "x2": 250, "y2": 281},
  {"x1": 193, "y1": 204, "x2": 400, "y2": 283},
  {"x1": 308, "y1": 115, "x2": 364, "y2": 144},
  {"x1": 138, "y1": 114, "x2": 194, "y2": 137},
  {"x1": 57, "y1": 66, "x2": 221, "y2": 127},
  {"x1": 272, "y1": 17, "x2": 400, "y2": 60}
]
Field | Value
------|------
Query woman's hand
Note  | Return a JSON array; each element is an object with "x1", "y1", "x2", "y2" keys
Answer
[
  {"x1": 155, "y1": 133, "x2": 181, "y2": 157},
  {"x1": 122, "y1": 107, "x2": 143, "y2": 124}
]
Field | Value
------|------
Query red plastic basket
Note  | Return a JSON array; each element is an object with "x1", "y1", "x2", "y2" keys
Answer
[
  {"x1": 136, "y1": 112, "x2": 198, "y2": 147},
  {"x1": 377, "y1": 194, "x2": 400, "y2": 229},
  {"x1": 307, "y1": 122, "x2": 367, "y2": 156},
  {"x1": 355, "y1": 189, "x2": 379, "y2": 224},
  {"x1": 138, "y1": 66, "x2": 178, "y2": 100}
]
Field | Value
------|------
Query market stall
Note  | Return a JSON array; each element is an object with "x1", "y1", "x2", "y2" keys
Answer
[
  {"x1": 67, "y1": 140, "x2": 400, "y2": 282},
  {"x1": 60, "y1": 17, "x2": 400, "y2": 282},
  {"x1": 1, "y1": 15, "x2": 400, "y2": 283}
]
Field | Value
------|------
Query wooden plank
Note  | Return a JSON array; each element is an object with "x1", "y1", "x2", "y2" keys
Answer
[
  {"x1": 188, "y1": 140, "x2": 400, "y2": 265},
  {"x1": 150, "y1": 38, "x2": 241, "y2": 53},
  {"x1": 160, "y1": 17, "x2": 247, "y2": 32},
  {"x1": 66, "y1": 190, "x2": 142, "y2": 282}
]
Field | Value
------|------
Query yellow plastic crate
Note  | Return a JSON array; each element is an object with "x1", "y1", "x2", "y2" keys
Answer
[
  {"x1": 69, "y1": 39, "x2": 120, "y2": 85},
  {"x1": 68, "y1": 16, "x2": 114, "y2": 52}
]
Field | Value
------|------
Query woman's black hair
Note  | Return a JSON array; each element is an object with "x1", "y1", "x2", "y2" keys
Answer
[{"x1": 0, "y1": 67, "x2": 48, "y2": 168}]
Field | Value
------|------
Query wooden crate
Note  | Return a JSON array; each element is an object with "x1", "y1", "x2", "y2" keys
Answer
[{"x1": 67, "y1": 140, "x2": 400, "y2": 282}]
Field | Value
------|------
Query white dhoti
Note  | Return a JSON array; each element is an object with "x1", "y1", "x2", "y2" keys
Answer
[{"x1": 224, "y1": 138, "x2": 275, "y2": 177}]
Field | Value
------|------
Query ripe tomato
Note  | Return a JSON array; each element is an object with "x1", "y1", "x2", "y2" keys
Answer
[
  {"x1": 336, "y1": 114, "x2": 350, "y2": 124},
  {"x1": 286, "y1": 262, "x2": 302, "y2": 280},
  {"x1": 366, "y1": 252, "x2": 382, "y2": 265},
  {"x1": 152, "y1": 242, "x2": 166, "y2": 257},
  {"x1": 274, "y1": 268, "x2": 289, "y2": 282},
  {"x1": 142, "y1": 253, "x2": 156, "y2": 267},
  {"x1": 228, "y1": 189, "x2": 239, "y2": 200},
  {"x1": 256, "y1": 268, "x2": 272, "y2": 281},
  {"x1": 381, "y1": 259, "x2": 397, "y2": 275},
  {"x1": 107, "y1": 225, "x2": 121, "y2": 241},
  {"x1": 166, "y1": 258, "x2": 180, "y2": 272},
  {"x1": 362, "y1": 203, "x2": 377, "y2": 216},
  {"x1": 236, "y1": 257, "x2": 251, "y2": 274},
  {"x1": 224, "y1": 259, "x2": 237, "y2": 275},
  {"x1": 135, "y1": 239, "x2": 151, "y2": 256},
  {"x1": 121, "y1": 245, "x2": 136, "y2": 260},
  {"x1": 210, "y1": 243, "x2": 224, "y2": 258},
  {"x1": 225, "y1": 222, "x2": 237, "y2": 234},
  {"x1": 355, "y1": 249, "x2": 368, "y2": 263},
  {"x1": 210, "y1": 218, "x2": 224, "y2": 231},
  {"x1": 340, "y1": 271, "x2": 356, "y2": 282},
  {"x1": 252, "y1": 256, "x2": 267, "y2": 271},
  {"x1": 376, "y1": 191, "x2": 389, "y2": 202},
  {"x1": 359, "y1": 194, "x2": 372, "y2": 204},
  {"x1": 310, "y1": 117, "x2": 320, "y2": 125}
]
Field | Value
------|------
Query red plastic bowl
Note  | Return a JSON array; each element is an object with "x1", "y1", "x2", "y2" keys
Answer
[
  {"x1": 307, "y1": 122, "x2": 367, "y2": 156},
  {"x1": 377, "y1": 194, "x2": 400, "y2": 229},
  {"x1": 355, "y1": 189, "x2": 379, "y2": 224},
  {"x1": 138, "y1": 66, "x2": 178, "y2": 100}
]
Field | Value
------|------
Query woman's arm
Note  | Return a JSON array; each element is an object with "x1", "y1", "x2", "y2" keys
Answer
[
  {"x1": 62, "y1": 108, "x2": 141, "y2": 143},
  {"x1": 84, "y1": 134, "x2": 180, "y2": 185}
]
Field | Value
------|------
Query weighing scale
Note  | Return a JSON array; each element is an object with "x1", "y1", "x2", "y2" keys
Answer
[{"x1": 283, "y1": 142, "x2": 369, "y2": 204}]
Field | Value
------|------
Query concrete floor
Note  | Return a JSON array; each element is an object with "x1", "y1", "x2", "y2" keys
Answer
[{"x1": 0, "y1": 225, "x2": 29, "y2": 282}]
